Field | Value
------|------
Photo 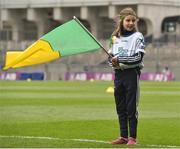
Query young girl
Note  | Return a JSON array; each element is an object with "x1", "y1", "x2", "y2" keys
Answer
[{"x1": 108, "y1": 7, "x2": 145, "y2": 145}]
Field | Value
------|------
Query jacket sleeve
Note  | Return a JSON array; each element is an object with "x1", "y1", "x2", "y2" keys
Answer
[{"x1": 118, "y1": 52, "x2": 144, "y2": 65}]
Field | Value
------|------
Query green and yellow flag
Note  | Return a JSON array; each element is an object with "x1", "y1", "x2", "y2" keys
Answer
[{"x1": 3, "y1": 17, "x2": 103, "y2": 70}]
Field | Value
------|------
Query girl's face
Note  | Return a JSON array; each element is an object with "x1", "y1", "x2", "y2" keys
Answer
[{"x1": 123, "y1": 15, "x2": 137, "y2": 31}]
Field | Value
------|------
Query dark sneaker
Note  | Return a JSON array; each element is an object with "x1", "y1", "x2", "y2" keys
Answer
[
  {"x1": 111, "y1": 137, "x2": 128, "y2": 144},
  {"x1": 127, "y1": 137, "x2": 137, "y2": 145}
]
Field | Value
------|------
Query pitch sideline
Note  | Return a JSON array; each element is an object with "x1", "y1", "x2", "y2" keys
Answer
[{"x1": 0, "y1": 135, "x2": 179, "y2": 148}]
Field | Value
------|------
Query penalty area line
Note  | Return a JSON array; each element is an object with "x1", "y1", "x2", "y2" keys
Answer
[{"x1": 0, "y1": 135, "x2": 180, "y2": 148}]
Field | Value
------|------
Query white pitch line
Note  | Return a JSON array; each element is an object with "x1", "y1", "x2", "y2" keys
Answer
[
  {"x1": 142, "y1": 144, "x2": 180, "y2": 148},
  {"x1": 0, "y1": 135, "x2": 180, "y2": 148},
  {"x1": 0, "y1": 135, "x2": 60, "y2": 141},
  {"x1": 70, "y1": 138, "x2": 109, "y2": 144},
  {"x1": 0, "y1": 135, "x2": 109, "y2": 144}
]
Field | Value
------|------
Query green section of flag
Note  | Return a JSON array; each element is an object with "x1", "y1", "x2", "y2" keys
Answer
[{"x1": 41, "y1": 19, "x2": 101, "y2": 57}]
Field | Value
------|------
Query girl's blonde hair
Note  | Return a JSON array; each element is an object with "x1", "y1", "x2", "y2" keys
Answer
[{"x1": 112, "y1": 7, "x2": 138, "y2": 37}]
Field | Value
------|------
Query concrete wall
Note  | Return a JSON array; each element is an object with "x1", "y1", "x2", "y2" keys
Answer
[{"x1": 1, "y1": 0, "x2": 180, "y2": 42}]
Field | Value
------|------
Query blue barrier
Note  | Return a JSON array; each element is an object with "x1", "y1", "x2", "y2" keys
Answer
[{"x1": 19, "y1": 72, "x2": 44, "y2": 80}]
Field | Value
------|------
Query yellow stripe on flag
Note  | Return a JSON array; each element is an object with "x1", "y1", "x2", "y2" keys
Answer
[{"x1": 3, "y1": 40, "x2": 60, "y2": 70}]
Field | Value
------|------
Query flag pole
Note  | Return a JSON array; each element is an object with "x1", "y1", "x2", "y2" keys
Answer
[{"x1": 73, "y1": 16, "x2": 112, "y2": 58}]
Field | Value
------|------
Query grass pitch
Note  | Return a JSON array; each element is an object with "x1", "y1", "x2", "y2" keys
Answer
[{"x1": 0, "y1": 80, "x2": 180, "y2": 148}]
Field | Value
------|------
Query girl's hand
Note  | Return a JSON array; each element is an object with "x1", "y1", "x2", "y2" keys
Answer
[{"x1": 111, "y1": 57, "x2": 119, "y2": 67}]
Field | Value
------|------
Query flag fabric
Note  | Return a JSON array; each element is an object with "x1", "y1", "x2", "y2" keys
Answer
[{"x1": 3, "y1": 17, "x2": 102, "y2": 70}]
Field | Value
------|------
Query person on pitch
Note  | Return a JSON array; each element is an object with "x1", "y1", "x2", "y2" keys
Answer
[{"x1": 108, "y1": 7, "x2": 145, "y2": 145}]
